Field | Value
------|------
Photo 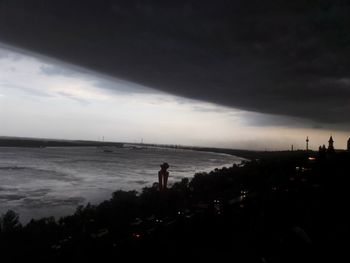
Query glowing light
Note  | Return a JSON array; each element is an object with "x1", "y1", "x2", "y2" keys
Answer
[{"x1": 132, "y1": 233, "x2": 141, "y2": 239}]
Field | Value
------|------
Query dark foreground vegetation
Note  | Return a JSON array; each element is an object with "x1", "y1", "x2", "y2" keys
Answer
[{"x1": 1, "y1": 150, "x2": 350, "y2": 262}]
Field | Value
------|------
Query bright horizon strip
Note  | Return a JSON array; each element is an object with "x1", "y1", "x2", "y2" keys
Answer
[{"x1": 0, "y1": 43, "x2": 349, "y2": 151}]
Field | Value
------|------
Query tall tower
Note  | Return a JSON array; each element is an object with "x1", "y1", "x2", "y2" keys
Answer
[
  {"x1": 306, "y1": 136, "x2": 309, "y2": 151},
  {"x1": 327, "y1": 136, "x2": 335, "y2": 153}
]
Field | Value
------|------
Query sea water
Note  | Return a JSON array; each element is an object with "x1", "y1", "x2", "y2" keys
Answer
[{"x1": 0, "y1": 146, "x2": 242, "y2": 222}]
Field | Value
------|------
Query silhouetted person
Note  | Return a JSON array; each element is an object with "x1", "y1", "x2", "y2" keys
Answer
[{"x1": 158, "y1": 162, "x2": 169, "y2": 191}]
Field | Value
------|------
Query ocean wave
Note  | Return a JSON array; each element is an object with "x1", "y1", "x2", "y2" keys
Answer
[{"x1": 0, "y1": 166, "x2": 79, "y2": 182}]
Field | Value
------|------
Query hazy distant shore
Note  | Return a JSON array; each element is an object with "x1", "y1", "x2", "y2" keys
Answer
[
  {"x1": 0, "y1": 136, "x2": 123, "y2": 148},
  {"x1": 0, "y1": 136, "x2": 308, "y2": 161}
]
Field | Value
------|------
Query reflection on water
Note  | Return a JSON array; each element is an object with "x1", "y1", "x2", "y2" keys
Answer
[{"x1": 0, "y1": 146, "x2": 242, "y2": 222}]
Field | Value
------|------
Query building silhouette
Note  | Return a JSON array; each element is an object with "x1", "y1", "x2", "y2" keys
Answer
[
  {"x1": 318, "y1": 136, "x2": 350, "y2": 156},
  {"x1": 327, "y1": 136, "x2": 335, "y2": 154}
]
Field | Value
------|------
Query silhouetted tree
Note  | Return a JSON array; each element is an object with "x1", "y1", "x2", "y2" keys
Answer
[{"x1": 0, "y1": 210, "x2": 21, "y2": 233}]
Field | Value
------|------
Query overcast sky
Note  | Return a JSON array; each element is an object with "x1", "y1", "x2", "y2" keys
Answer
[{"x1": 0, "y1": 1, "x2": 349, "y2": 150}]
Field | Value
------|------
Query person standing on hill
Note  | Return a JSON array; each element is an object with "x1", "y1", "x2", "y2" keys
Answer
[{"x1": 158, "y1": 162, "x2": 169, "y2": 191}]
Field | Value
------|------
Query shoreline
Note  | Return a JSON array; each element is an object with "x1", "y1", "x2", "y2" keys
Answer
[{"x1": 1, "y1": 136, "x2": 319, "y2": 163}]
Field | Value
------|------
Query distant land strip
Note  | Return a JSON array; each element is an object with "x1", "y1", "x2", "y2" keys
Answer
[
  {"x1": 0, "y1": 136, "x2": 123, "y2": 148},
  {"x1": 0, "y1": 136, "x2": 318, "y2": 160}
]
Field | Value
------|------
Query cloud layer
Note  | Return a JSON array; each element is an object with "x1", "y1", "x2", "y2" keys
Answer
[{"x1": 0, "y1": 0, "x2": 350, "y2": 127}]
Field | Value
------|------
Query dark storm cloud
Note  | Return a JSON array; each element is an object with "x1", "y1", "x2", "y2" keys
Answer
[{"x1": 1, "y1": 0, "x2": 350, "y2": 125}]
